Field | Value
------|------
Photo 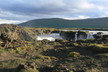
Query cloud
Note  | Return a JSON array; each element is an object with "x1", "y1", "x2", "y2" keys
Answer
[
  {"x1": 63, "y1": 15, "x2": 90, "y2": 20},
  {"x1": 0, "y1": 0, "x2": 108, "y2": 24},
  {"x1": 0, "y1": 0, "x2": 94, "y2": 15},
  {"x1": 0, "y1": 19, "x2": 26, "y2": 24}
]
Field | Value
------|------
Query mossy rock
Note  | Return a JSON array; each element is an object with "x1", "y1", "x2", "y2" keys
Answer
[
  {"x1": 16, "y1": 68, "x2": 39, "y2": 72},
  {"x1": 86, "y1": 68, "x2": 100, "y2": 72},
  {"x1": 96, "y1": 53, "x2": 108, "y2": 57},
  {"x1": 15, "y1": 62, "x2": 39, "y2": 72},
  {"x1": 72, "y1": 43, "x2": 79, "y2": 46},
  {"x1": 68, "y1": 52, "x2": 80, "y2": 57},
  {"x1": 88, "y1": 44, "x2": 108, "y2": 53},
  {"x1": 37, "y1": 55, "x2": 52, "y2": 62},
  {"x1": 77, "y1": 39, "x2": 94, "y2": 42}
]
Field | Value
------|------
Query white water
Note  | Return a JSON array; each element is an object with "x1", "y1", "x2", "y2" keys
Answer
[
  {"x1": 89, "y1": 31, "x2": 108, "y2": 35},
  {"x1": 36, "y1": 33, "x2": 63, "y2": 41},
  {"x1": 87, "y1": 33, "x2": 94, "y2": 39},
  {"x1": 75, "y1": 32, "x2": 78, "y2": 41},
  {"x1": 63, "y1": 30, "x2": 108, "y2": 35},
  {"x1": 36, "y1": 30, "x2": 108, "y2": 41}
]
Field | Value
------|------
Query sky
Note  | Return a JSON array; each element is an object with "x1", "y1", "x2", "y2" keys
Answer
[{"x1": 0, "y1": 0, "x2": 108, "y2": 24}]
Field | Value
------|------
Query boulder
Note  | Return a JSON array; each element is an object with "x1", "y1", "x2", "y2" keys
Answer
[
  {"x1": 93, "y1": 32, "x2": 103, "y2": 40},
  {"x1": 93, "y1": 32, "x2": 108, "y2": 41},
  {"x1": 15, "y1": 62, "x2": 39, "y2": 72},
  {"x1": 102, "y1": 35, "x2": 108, "y2": 40}
]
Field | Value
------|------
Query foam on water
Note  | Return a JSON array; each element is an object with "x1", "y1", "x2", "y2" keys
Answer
[
  {"x1": 75, "y1": 32, "x2": 78, "y2": 41},
  {"x1": 36, "y1": 33, "x2": 63, "y2": 41},
  {"x1": 62, "y1": 30, "x2": 108, "y2": 35}
]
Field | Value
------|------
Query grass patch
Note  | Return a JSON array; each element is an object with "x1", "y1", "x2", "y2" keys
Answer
[
  {"x1": 0, "y1": 58, "x2": 26, "y2": 68},
  {"x1": 84, "y1": 44, "x2": 108, "y2": 53},
  {"x1": 96, "y1": 53, "x2": 108, "y2": 56}
]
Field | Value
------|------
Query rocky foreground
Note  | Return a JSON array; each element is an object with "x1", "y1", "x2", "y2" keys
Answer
[{"x1": 0, "y1": 24, "x2": 108, "y2": 72}]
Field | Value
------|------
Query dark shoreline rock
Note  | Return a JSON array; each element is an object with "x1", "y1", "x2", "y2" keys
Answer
[{"x1": 60, "y1": 31, "x2": 89, "y2": 41}]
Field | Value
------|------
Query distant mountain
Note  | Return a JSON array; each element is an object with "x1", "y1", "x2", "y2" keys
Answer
[{"x1": 18, "y1": 17, "x2": 108, "y2": 28}]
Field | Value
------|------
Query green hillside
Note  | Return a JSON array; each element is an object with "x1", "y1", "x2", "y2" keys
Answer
[{"x1": 18, "y1": 17, "x2": 108, "y2": 28}]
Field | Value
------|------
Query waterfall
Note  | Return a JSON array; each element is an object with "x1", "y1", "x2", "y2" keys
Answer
[
  {"x1": 87, "y1": 34, "x2": 90, "y2": 39},
  {"x1": 36, "y1": 33, "x2": 63, "y2": 41},
  {"x1": 37, "y1": 36, "x2": 55, "y2": 41},
  {"x1": 36, "y1": 30, "x2": 108, "y2": 41},
  {"x1": 87, "y1": 32, "x2": 94, "y2": 39},
  {"x1": 75, "y1": 31, "x2": 78, "y2": 41}
]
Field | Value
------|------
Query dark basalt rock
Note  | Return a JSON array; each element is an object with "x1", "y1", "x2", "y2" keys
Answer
[
  {"x1": 93, "y1": 32, "x2": 108, "y2": 40},
  {"x1": 93, "y1": 32, "x2": 103, "y2": 40},
  {"x1": 52, "y1": 64, "x2": 71, "y2": 72},
  {"x1": 77, "y1": 31, "x2": 88, "y2": 40},
  {"x1": 51, "y1": 30, "x2": 60, "y2": 33},
  {"x1": 60, "y1": 31, "x2": 88, "y2": 41},
  {"x1": 60, "y1": 31, "x2": 76, "y2": 41},
  {"x1": 15, "y1": 62, "x2": 39, "y2": 72},
  {"x1": 102, "y1": 35, "x2": 108, "y2": 40},
  {"x1": 40, "y1": 39, "x2": 50, "y2": 44}
]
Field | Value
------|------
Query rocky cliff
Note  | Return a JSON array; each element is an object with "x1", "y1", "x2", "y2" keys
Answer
[
  {"x1": 0, "y1": 24, "x2": 33, "y2": 41},
  {"x1": 0, "y1": 24, "x2": 58, "y2": 42},
  {"x1": 60, "y1": 31, "x2": 76, "y2": 40},
  {"x1": 60, "y1": 31, "x2": 89, "y2": 41}
]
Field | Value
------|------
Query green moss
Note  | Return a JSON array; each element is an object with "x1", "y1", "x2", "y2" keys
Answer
[
  {"x1": 37, "y1": 55, "x2": 51, "y2": 61},
  {"x1": 96, "y1": 53, "x2": 108, "y2": 56},
  {"x1": 0, "y1": 58, "x2": 26, "y2": 68},
  {"x1": 84, "y1": 44, "x2": 108, "y2": 53},
  {"x1": 9, "y1": 49, "x2": 16, "y2": 53},
  {"x1": 72, "y1": 43, "x2": 80, "y2": 46},
  {"x1": 16, "y1": 47, "x2": 23, "y2": 54},
  {"x1": 68, "y1": 52, "x2": 80, "y2": 57},
  {"x1": 0, "y1": 48, "x2": 7, "y2": 54},
  {"x1": 77, "y1": 39, "x2": 94, "y2": 42}
]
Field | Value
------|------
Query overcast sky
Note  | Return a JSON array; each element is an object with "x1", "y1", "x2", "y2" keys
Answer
[{"x1": 0, "y1": 0, "x2": 108, "y2": 24}]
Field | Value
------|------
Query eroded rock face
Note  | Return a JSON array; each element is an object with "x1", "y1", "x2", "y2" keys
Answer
[
  {"x1": 0, "y1": 24, "x2": 34, "y2": 48},
  {"x1": 60, "y1": 31, "x2": 76, "y2": 40},
  {"x1": 0, "y1": 24, "x2": 57, "y2": 42},
  {"x1": 0, "y1": 24, "x2": 33, "y2": 41},
  {"x1": 77, "y1": 31, "x2": 88, "y2": 40},
  {"x1": 60, "y1": 31, "x2": 89, "y2": 41},
  {"x1": 102, "y1": 35, "x2": 108, "y2": 40}
]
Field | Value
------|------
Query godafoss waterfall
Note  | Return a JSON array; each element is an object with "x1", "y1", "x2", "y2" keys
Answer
[{"x1": 36, "y1": 30, "x2": 108, "y2": 41}]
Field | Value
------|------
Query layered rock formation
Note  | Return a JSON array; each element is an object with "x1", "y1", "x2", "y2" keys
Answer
[
  {"x1": 60, "y1": 31, "x2": 89, "y2": 41},
  {"x1": 60, "y1": 31, "x2": 76, "y2": 41},
  {"x1": 77, "y1": 31, "x2": 88, "y2": 40}
]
